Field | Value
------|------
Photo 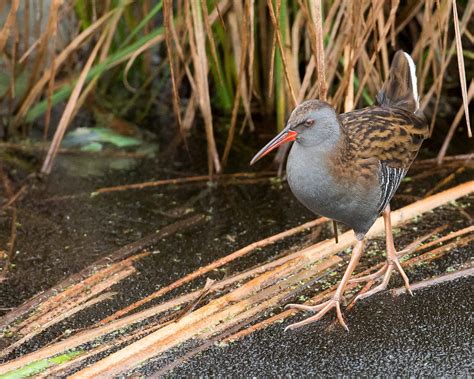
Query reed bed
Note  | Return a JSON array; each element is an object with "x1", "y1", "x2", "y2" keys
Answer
[{"x1": 0, "y1": 0, "x2": 471, "y2": 174}]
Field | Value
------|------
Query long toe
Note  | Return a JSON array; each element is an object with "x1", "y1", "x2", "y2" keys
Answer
[
  {"x1": 349, "y1": 264, "x2": 388, "y2": 283},
  {"x1": 285, "y1": 298, "x2": 348, "y2": 331},
  {"x1": 284, "y1": 302, "x2": 328, "y2": 313}
]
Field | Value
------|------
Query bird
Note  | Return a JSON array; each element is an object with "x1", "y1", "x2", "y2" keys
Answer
[{"x1": 250, "y1": 50, "x2": 429, "y2": 331}]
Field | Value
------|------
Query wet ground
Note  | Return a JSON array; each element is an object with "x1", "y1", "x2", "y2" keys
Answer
[
  {"x1": 0, "y1": 148, "x2": 473, "y2": 376},
  {"x1": 165, "y1": 276, "x2": 474, "y2": 377}
]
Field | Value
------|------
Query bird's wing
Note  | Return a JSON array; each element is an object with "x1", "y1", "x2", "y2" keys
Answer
[{"x1": 339, "y1": 106, "x2": 428, "y2": 213}]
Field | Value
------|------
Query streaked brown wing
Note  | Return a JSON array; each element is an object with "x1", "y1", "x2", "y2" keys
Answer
[
  {"x1": 339, "y1": 106, "x2": 428, "y2": 213},
  {"x1": 339, "y1": 106, "x2": 428, "y2": 169}
]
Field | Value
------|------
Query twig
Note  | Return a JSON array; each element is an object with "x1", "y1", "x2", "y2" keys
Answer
[
  {"x1": 173, "y1": 278, "x2": 216, "y2": 322},
  {"x1": 437, "y1": 80, "x2": 474, "y2": 164},
  {"x1": 452, "y1": 0, "x2": 472, "y2": 137},
  {"x1": 99, "y1": 217, "x2": 328, "y2": 324},
  {"x1": 392, "y1": 265, "x2": 474, "y2": 296},
  {"x1": 1, "y1": 182, "x2": 473, "y2": 376},
  {"x1": 0, "y1": 184, "x2": 27, "y2": 211},
  {"x1": 413, "y1": 154, "x2": 474, "y2": 166},
  {"x1": 0, "y1": 214, "x2": 205, "y2": 330},
  {"x1": 94, "y1": 172, "x2": 276, "y2": 194},
  {"x1": 2, "y1": 207, "x2": 17, "y2": 272},
  {"x1": 406, "y1": 225, "x2": 473, "y2": 255},
  {"x1": 424, "y1": 166, "x2": 466, "y2": 197},
  {"x1": 402, "y1": 235, "x2": 474, "y2": 268}
]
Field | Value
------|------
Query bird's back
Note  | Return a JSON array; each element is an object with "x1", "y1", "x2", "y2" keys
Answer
[
  {"x1": 338, "y1": 50, "x2": 429, "y2": 217},
  {"x1": 339, "y1": 105, "x2": 428, "y2": 170}
]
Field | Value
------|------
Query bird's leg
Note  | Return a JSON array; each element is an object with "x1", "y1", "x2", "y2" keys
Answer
[
  {"x1": 351, "y1": 205, "x2": 413, "y2": 301},
  {"x1": 285, "y1": 239, "x2": 366, "y2": 331}
]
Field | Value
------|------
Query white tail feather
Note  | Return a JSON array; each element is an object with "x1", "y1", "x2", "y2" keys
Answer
[{"x1": 402, "y1": 52, "x2": 419, "y2": 111}]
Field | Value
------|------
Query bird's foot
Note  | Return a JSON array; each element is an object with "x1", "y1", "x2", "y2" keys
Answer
[
  {"x1": 349, "y1": 253, "x2": 412, "y2": 301},
  {"x1": 284, "y1": 296, "x2": 348, "y2": 332}
]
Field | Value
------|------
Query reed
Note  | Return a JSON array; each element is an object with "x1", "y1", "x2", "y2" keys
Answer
[{"x1": 0, "y1": 0, "x2": 471, "y2": 173}]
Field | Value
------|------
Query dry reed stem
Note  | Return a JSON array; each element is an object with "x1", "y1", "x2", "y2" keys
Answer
[
  {"x1": 410, "y1": 225, "x2": 474, "y2": 253},
  {"x1": 265, "y1": 0, "x2": 297, "y2": 106},
  {"x1": 99, "y1": 217, "x2": 328, "y2": 324},
  {"x1": 197, "y1": 255, "x2": 342, "y2": 339},
  {"x1": 420, "y1": 0, "x2": 473, "y2": 113},
  {"x1": 40, "y1": 29, "x2": 108, "y2": 174},
  {"x1": 43, "y1": 0, "x2": 61, "y2": 140},
  {"x1": 164, "y1": 0, "x2": 183, "y2": 134},
  {"x1": 0, "y1": 255, "x2": 146, "y2": 359},
  {"x1": 0, "y1": 0, "x2": 19, "y2": 53},
  {"x1": 392, "y1": 265, "x2": 474, "y2": 296},
  {"x1": 189, "y1": 0, "x2": 221, "y2": 174},
  {"x1": 1, "y1": 182, "x2": 473, "y2": 375},
  {"x1": 222, "y1": 8, "x2": 250, "y2": 166},
  {"x1": 0, "y1": 215, "x2": 204, "y2": 331},
  {"x1": 437, "y1": 80, "x2": 474, "y2": 164},
  {"x1": 452, "y1": 0, "x2": 472, "y2": 137},
  {"x1": 424, "y1": 166, "x2": 465, "y2": 197},
  {"x1": 310, "y1": 0, "x2": 327, "y2": 101},
  {"x1": 402, "y1": 235, "x2": 474, "y2": 268},
  {"x1": 13, "y1": 8, "x2": 117, "y2": 127},
  {"x1": 94, "y1": 171, "x2": 276, "y2": 194}
]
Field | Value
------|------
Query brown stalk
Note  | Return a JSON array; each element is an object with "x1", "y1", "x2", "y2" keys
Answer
[
  {"x1": 40, "y1": 27, "x2": 108, "y2": 174},
  {"x1": 353, "y1": 0, "x2": 399, "y2": 106},
  {"x1": 310, "y1": 0, "x2": 327, "y2": 101},
  {"x1": 43, "y1": 0, "x2": 61, "y2": 140},
  {"x1": 436, "y1": 82, "x2": 474, "y2": 165},
  {"x1": 247, "y1": 0, "x2": 256, "y2": 126},
  {"x1": 0, "y1": 0, "x2": 19, "y2": 53},
  {"x1": 164, "y1": 0, "x2": 183, "y2": 134},
  {"x1": 13, "y1": 8, "x2": 117, "y2": 126},
  {"x1": 99, "y1": 217, "x2": 328, "y2": 324},
  {"x1": 197, "y1": 255, "x2": 342, "y2": 340},
  {"x1": 222, "y1": 6, "x2": 250, "y2": 166},
  {"x1": 1, "y1": 183, "x2": 473, "y2": 375},
  {"x1": 0, "y1": 256, "x2": 145, "y2": 359},
  {"x1": 424, "y1": 166, "x2": 465, "y2": 197},
  {"x1": 200, "y1": 0, "x2": 224, "y2": 88},
  {"x1": 189, "y1": 0, "x2": 221, "y2": 174},
  {"x1": 0, "y1": 215, "x2": 205, "y2": 331},
  {"x1": 425, "y1": 0, "x2": 452, "y2": 136},
  {"x1": 265, "y1": 0, "x2": 297, "y2": 106},
  {"x1": 74, "y1": 7, "x2": 125, "y2": 119},
  {"x1": 266, "y1": 0, "x2": 279, "y2": 101},
  {"x1": 94, "y1": 172, "x2": 276, "y2": 194},
  {"x1": 402, "y1": 235, "x2": 474, "y2": 268},
  {"x1": 392, "y1": 265, "x2": 474, "y2": 296},
  {"x1": 420, "y1": 0, "x2": 473, "y2": 113},
  {"x1": 452, "y1": 0, "x2": 472, "y2": 137}
]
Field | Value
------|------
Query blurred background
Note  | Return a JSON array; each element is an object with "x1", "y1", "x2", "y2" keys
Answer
[{"x1": 0, "y1": 0, "x2": 472, "y2": 176}]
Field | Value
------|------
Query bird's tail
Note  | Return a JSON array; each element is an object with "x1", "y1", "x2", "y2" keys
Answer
[{"x1": 377, "y1": 50, "x2": 419, "y2": 113}]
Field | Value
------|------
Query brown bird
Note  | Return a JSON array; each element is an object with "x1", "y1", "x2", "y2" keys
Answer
[{"x1": 251, "y1": 50, "x2": 429, "y2": 330}]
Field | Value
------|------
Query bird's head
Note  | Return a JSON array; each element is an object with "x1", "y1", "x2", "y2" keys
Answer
[{"x1": 250, "y1": 100, "x2": 339, "y2": 165}]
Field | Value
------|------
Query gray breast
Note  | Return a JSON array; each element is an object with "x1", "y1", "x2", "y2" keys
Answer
[{"x1": 286, "y1": 143, "x2": 380, "y2": 238}]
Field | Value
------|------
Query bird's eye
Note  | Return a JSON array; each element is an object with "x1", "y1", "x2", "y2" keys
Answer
[{"x1": 304, "y1": 119, "x2": 314, "y2": 126}]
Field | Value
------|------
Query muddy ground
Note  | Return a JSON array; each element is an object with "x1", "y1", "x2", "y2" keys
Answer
[{"x1": 0, "y1": 149, "x2": 473, "y2": 376}]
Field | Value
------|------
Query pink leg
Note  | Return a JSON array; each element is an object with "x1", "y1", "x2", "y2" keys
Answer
[
  {"x1": 351, "y1": 205, "x2": 413, "y2": 301},
  {"x1": 285, "y1": 239, "x2": 366, "y2": 331}
]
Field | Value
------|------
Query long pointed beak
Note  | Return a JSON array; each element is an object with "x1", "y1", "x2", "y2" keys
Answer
[{"x1": 250, "y1": 128, "x2": 297, "y2": 165}]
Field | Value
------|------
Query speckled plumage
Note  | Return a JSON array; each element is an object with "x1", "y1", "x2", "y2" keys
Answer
[
  {"x1": 285, "y1": 51, "x2": 429, "y2": 239},
  {"x1": 251, "y1": 50, "x2": 430, "y2": 329}
]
